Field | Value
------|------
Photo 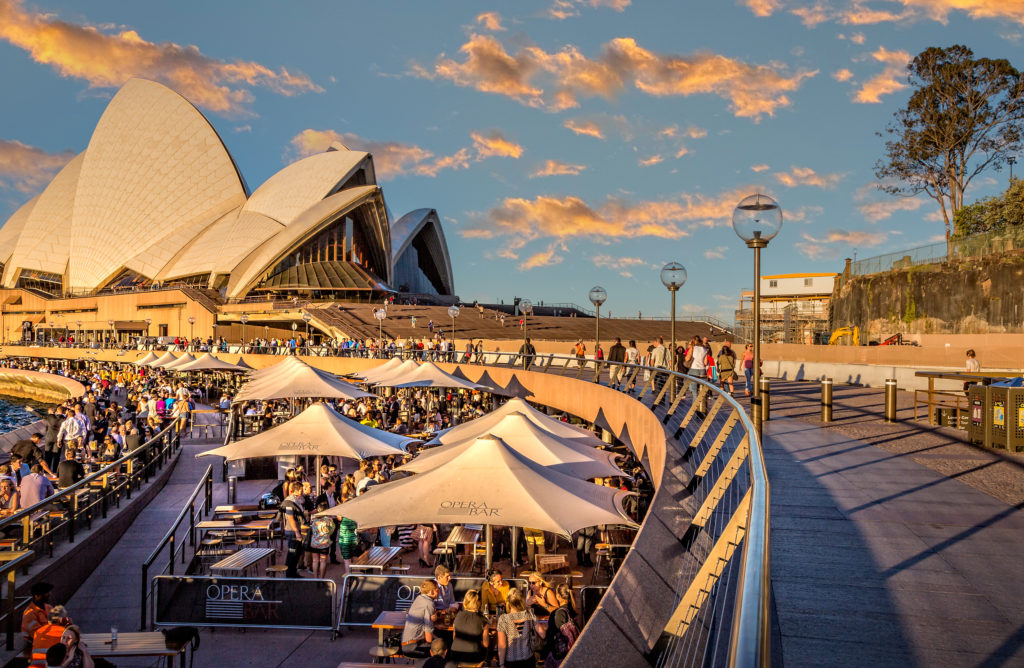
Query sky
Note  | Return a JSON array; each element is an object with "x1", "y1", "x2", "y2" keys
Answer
[{"x1": 0, "y1": 0, "x2": 1022, "y2": 320}]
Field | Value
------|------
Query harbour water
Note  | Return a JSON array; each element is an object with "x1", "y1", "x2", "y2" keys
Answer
[{"x1": 0, "y1": 395, "x2": 49, "y2": 432}]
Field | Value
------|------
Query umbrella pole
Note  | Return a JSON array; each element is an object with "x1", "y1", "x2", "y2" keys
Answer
[
  {"x1": 485, "y1": 524, "x2": 492, "y2": 571},
  {"x1": 316, "y1": 454, "x2": 321, "y2": 497},
  {"x1": 511, "y1": 526, "x2": 518, "y2": 577}
]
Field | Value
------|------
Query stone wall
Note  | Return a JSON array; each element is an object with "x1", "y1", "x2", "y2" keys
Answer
[{"x1": 832, "y1": 251, "x2": 1024, "y2": 340}]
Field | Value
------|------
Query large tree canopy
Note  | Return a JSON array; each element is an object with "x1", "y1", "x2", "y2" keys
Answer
[{"x1": 875, "y1": 45, "x2": 1024, "y2": 243}]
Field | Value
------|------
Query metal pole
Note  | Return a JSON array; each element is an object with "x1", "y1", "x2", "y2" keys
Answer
[
  {"x1": 670, "y1": 288, "x2": 677, "y2": 401},
  {"x1": 595, "y1": 304, "x2": 600, "y2": 359},
  {"x1": 760, "y1": 377, "x2": 771, "y2": 422},
  {"x1": 485, "y1": 524, "x2": 493, "y2": 570},
  {"x1": 752, "y1": 245, "x2": 763, "y2": 439},
  {"x1": 821, "y1": 378, "x2": 833, "y2": 422},
  {"x1": 885, "y1": 378, "x2": 898, "y2": 423}
]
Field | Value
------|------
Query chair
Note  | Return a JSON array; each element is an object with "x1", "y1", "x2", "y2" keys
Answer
[
  {"x1": 265, "y1": 564, "x2": 288, "y2": 578},
  {"x1": 591, "y1": 544, "x2": 615, "y2": 584},
  {"x1": 367, "y1": 645, "x2": 400, "y2": 664},
  {"x1": 432, "y1": 542, "x2": 455, "y2": 570}
]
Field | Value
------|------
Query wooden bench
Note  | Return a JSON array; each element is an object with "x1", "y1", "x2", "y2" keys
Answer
[{"x1": 209, "y1": 547, "x2": 276, "y2": 576}]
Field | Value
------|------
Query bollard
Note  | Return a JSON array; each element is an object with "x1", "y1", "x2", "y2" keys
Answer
[
  {"x1": 821, "y1": 378, "x2": 833, "y2": 423},
  {"x1": 228, "y1": 476, "x2": 238, "y2": 505},
  {"x1": 760, "y1": 377, "x2": 771, "y2": 422},
  {"x1": 884, "y1": 378, "x2": 898, "y2": 423}
]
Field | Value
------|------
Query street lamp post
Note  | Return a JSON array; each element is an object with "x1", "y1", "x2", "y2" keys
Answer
[
  {"x1": 373, "y1": 308, "x2": 386, "y2": 356},
  {"x1": 660, "y1": 262, "x2": 687, "y2": 400},
  {"x1": 588, "y1": 287, "x2": 607, "y2": 358},
  {"x1": 240, "y1": 313, "x2": 249, "y2": 349},
  {"x1": 107, "y1": 320, "x2": 115, "y2": 349},
  {"x1": 188, "y1": 315, "x2": 195, "y2": 343},
  {"x1": 519, "y1": 299, "x2": 532, "y2": 368},
  {"x1": 76, "y1": 321, "x2": 82, "y2": 347},
  {"x1": 733, "y1": 193, "x2": 783, "y2": 441},
  {"x1": 447, "y1": 305, "x2": 460, "y2": 357},
  {"x1": 302, "y1": 311, "x2": 311, "y2": 341}
]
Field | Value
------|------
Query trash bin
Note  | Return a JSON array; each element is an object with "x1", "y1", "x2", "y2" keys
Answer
[
  {"x1": 967, "y1": 385, "x2": 990, "y2": 447},
  {"x1": 1010, "y1": 386, "x2": 1024, "y2": 453},
  {"x1": 988, "y1": 378, "x2": 1024, "y2": 452}
]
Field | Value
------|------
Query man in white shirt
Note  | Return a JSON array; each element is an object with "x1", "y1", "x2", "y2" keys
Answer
[
  {"x1": 687, "y1": 341, "x2": 709, "y2": 401},
  {"x1": 649, "y1": 337, "x2": 668, "y2": 404}
]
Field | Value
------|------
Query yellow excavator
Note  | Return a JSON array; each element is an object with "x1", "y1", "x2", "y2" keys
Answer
[{"x1": 828, "y1": 326, "x2": 860, "y2": 346}]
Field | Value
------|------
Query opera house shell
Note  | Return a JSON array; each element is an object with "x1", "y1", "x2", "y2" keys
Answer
[{"x1": 0, "y1": 78, "x2": 455, "y2": 302}]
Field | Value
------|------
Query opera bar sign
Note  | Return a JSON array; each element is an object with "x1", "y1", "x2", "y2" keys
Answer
[
  {"x1": 279, "y1": 441, "x2": 320, "y2": 452},
  {"x1": 438, "y1": 500, "x2": 501, "y2": 517},
  {"x1": 154, "y1": 575, "x2": 335, "y2": 630}
]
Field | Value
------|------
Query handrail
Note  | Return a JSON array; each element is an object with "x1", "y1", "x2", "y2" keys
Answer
[{"x1": 139, "y1": 463, "x2": 213, "y2": 630}]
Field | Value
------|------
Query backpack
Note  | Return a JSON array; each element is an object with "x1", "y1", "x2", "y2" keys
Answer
[
  {"x1": 549, "y1": 607, "x2": 579, "y2": 662},
  {"x1": 309, "y1": 516, "x2": 333, "y2": 549}
]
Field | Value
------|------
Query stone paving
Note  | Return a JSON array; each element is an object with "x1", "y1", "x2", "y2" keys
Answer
[{"x1": 760, "y1": 381, "x2": 1024, "y2": 667}]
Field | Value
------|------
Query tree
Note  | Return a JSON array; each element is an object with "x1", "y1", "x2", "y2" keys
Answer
[
  {"x1": 875, "y1": 45, "x2": 1024, "y2": 244},
  {"x1": 952, "y1": 177, "x2": 1024, "y2": 239}
]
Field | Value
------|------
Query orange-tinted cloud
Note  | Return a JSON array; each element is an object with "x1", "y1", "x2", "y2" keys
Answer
[
  {"x1": 470, "y1": 130, "x2": 523, "y2": 159},
  {"x1": 0, "y1": 0, "x2": 320, "y2": 116},
  {"x1": 751, "y1": 164, "x2": 771, "y2": 172},
  {"x1": 674, "y1": 147, "x2": 689, "y2": 158},
  {"x1": 797, "y1": 228, "x2": 887, "y2": 259},
  {"x1": 858, "y1": 196, "x2": 925, "y2": 221},
  {"x1": 832, "y1": 68, "x2": 854, "y2": 81},
  {"x1": 547, "y1": 0, "x2": 631, "y2": 19},
  {"x1": 0, "y1": 138, "x2": 74, "y2": 193},
  {"x1": 823, "y1": 229, "x2": 888, "y2": 245},
  {"x1": 414, "y1": 34, "x2": 816, "y2": 119},
  {"x1": 849, "y1": 32, "x2": 866, "y2": 44},
  {"x1": 899, "y1": 0, "x2": 1024, "y2": 23},
  {"x1": 531, "y1": 160, "x2": 587, "y2": 177},
  {"x1": 288, "y1": 129, "x2": 469, "y2": 179},
  {"x1": 475, "y1": 11, "x2": 506, "y2": 31},
  {"x1": 639, "y1": 155, "x2": 664, "y2": 167},
  {"x1": 743, "y1": 0, "x2": 782, "y2": 17},
  {"x1": 774, "y1": 165, "x2": 844, "y2": 189},
  {"x1": 519, "y1": 241, "x2": 567, "y2": 270},
  {"x1": 563, "y1": 119, "x2": 605, "y2": 139},
  {"x1": 853, "y1": 46, "x2": 910, "y2": 103},
  {"x1": 593, "y1": 254, "x2": 648, "y2": 277}
]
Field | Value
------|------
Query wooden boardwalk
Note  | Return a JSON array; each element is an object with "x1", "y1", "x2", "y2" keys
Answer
[{"x1": 764, "y1": 417, "x2": 1024, "y2": 666}]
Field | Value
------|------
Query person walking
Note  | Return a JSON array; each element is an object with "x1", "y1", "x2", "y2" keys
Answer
[
  {"x1": 717, "y1": 341, "x2": 737, "y2": 395},
  {"x1": 624, "y1": 340, "x2": 639, "y2": 393},
  {"x1": 518, "y1": 337, "x2": 536, "y2": 370},
  {"x1": 686, "y1": 336, "x2": 709, "y2": 401},
  {"x1": 607, "y1": 338, "x2": 626, "y2": 389},
  {"x1": 742, "y1": 343, "x2": 755, "y2": 397},
  {"x1": 649, "y1": 337, "x2": 668, "y2": 404}
]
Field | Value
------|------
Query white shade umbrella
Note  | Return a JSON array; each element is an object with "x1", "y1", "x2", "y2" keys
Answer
[
  {"x1": 430, "y1": 397, "x2": 604, "y2": 448},
  {"x1": 365, "y1": 359, "x2": 420, "y2": 385},
  {"x1": 318, "y1": 434, "x2": 634, "y2": 538},
  {"x1": 376, "y1": 361, "x2": 484, "y2": 390},
  {"x1": 147, "y1": 351, "x2": 179, "y2": 368},
  {"x1": 402, "y1": 413, "x2": 622, "y2": 480},
  {"x1": 176, "y1": 353, "x2": 246, "y2": 372},
  {"x1": 234, "y1": 358, "x2": 372, "y2": 402},
  {"x1": 350, "y1": 357, "x2": 404, "y2": 383},
  {"x1": 133, "y1": 351, "x2": 159, "y2": 366},
  {"x1": 162, "y1": 353, "x2": 197, "y2": 370},
  {"x1": 197, "y1": 403, "x2": 414, "y2": 461},
  {"x1": 245, "y1": 355, "x2": 307, "y2": 381}
]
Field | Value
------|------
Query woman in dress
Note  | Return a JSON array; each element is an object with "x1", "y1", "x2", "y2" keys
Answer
[
  {"x1": 449, "y1": 589, "x2": 489, "y2": 666},
  {"x1": 496, "y1": 588, "x2": 540, "y2": 668}
]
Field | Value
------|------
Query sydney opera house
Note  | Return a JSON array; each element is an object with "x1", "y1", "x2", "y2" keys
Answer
[{"x1": 0, "y1": 79, "x2": 455, "y2": 343}]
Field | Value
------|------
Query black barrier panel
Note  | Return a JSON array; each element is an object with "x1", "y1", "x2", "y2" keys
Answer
[
  {"x1": 578, "y1": 586, "x2": 607, "y2": 624},
  {"x1": 154, "y1": 576, "x2": 335, "y2": 630},
  {"x1": 340, "y1": 574, "x2": 527, "y2": 626}
]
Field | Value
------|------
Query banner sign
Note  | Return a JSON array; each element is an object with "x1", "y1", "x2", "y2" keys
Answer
[
  {"x1": 339, "y1": 574, "x2": 527, "y2": 626},
  {"x1": 154, "y1": 575, "x2": 335, "y2": 630}
]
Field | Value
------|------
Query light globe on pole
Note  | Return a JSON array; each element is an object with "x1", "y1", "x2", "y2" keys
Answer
[
  {"x1": 373, "y1": 308, "x2": 386, "y2": 356},
  {"x1": 660, "y1": 262, "x2": 686, "y2": 398},
  {"x1": 588, "y1": 286, "x2": 607, "y2": 360},
  {"x1": 733, "y1": 193, "x2": 783, "y2": 441},
  {"x1": 447, "y1": 305, "x2": 460, "y2": 355},
  {"x1": 240, "y1": 313, "x2": 249, "y2": 348}
]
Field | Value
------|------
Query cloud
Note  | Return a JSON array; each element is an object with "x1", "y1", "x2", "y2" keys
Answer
[
  {"x1": 686, "y1": 125, "x2": 708, "y2": 139},
  {"x1": 413, "y1": 34, "x2": 817, "y2": 119},
  {"x1": 742, "y1": 0, "x2": 782, "y2": 17},
  {"x1": 821, "y1": 229, "x2": 888, "y2": 246},
  {"x1": 638, "y1": 155, "x2": 664, "y2": 167},
  {"x1": 832, "y1": 68, "x2": 853, "y2": 82},
  {"x1": 531, "y1": 159, "x2": 587, "y2": 177},
  {"x1": 0, "y1": 0, "x2": 320, "y2": 116},
  {"x1": 287, "y1": 129, "x2": 469, "y2": 179},
  {"x1": 849, "y1": 32, "x2": 866, "y2": 44},
  {"x1": 704, "y1": 246, "x2": 729, "y2": 260},
  {"x1": 785, "y1": 1, "x2": 1024, "y2": 29},
  {"x1": 674, "y1": 146, "x2": 689, "y2": 158},
  {"x1": 795, "y1": 240, "x2": 837, "y2": 260},
  {"x1": 233, "y1": 124, "x2": 252, "y2": 133},
  {"x1": 464, "y1": 186, "x2": 756, "y2": 249},
  {"x1": 593, "y1": 254, "x2": 647, "y2": 277},
  {"x1": 0, "y1": 139, "x2": 74, "y2": 193},
  {"x1": 900, "y1": 0, "x2": 1024, "y2": 24},
  {"x1": 858, "y1": 196, "x2": 925, "y2": 221},
  {"x1": 519, "y1": 241, "x2": 566, "y2": 270},
  {"x1": 470, "y1": 130, "x2": 523, "y2": 159},
  {"x1": 547, "y1": 0, "x2": 631, "y2": 19},
  {"x1": 751, "y1": 164, "x2": 770, "y2": 172},
  {"x1": 589, "y1": 0, "x2": 632, "y2": 10},
  {"x1": 795, "y1": 228, "x2": 886, "y2": 260},
  {"x1": 774, "y1": 165, "x2": 844, "y2": 189},
  {"x1": 563, "y1": 119, "x2": 605, "y2": 139},
  {"x1": 475, "y1": 11, "x2": 506, "y2": 31},
  {"x1": 853, "y1": 46, "x2": 910, "y2": 103}
]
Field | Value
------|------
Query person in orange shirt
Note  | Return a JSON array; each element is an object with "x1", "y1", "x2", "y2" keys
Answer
[
  {"x1": 30, "y1": 605, "x2": 71, "y2": 667},
  {"x1": 21, "y1": 582, "x2": 53, "y2": 650}
]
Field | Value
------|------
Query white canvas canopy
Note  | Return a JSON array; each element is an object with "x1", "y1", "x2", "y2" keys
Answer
[
  {"x1": 162, "y1": 353, "x2": 197, "y2": 370},
  {"x1": 245, "y1": 355, "x2": 306, "y2": 381},
  {"x1": 400, "y1": 413, "x2": 622, "y2": 480},
  {"x1": 349, "y1": 357, "x2": 404, "y2": 383},
  {"x1": 233, "y1": 358, "x2": 372, "y2": 402},
  {"x1": 176, "y1": 353, "x2": 246, "y2": 372},
  {"x1": 429, "y1": 397, "x2": 604, "y2": 448},
  {"x1": 197, "y1": 402, "x2": 414, "y2": 461},
  {"x1": 318, "y1": 434, "x2": 634, "y2": 538},
  {"x1": 133, "y1": 351, "x2": 159, "y2": 366},
  {"x1": 146, "y1": 351, "x2": 179, "y2": 368},
  {"x1": 365, "y1": 359, "x2": 420, "y2": 385},
  {"x1": 376, "y1": 361, "x2": 484, "y2": 390}
]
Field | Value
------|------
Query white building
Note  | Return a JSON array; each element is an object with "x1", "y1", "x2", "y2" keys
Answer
[{"x1": 736, "y1": 273, "x2": 837, "y2": 344}]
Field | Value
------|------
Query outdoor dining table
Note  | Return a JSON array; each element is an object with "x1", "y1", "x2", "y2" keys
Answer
[
  {"x1": 209, "y1": 546, "x2": 276, "y2": 576},
  {"x1": 213, "y1": 504, "x2": 260, "y2": 513},
  {"x1": 349, "y1": 545, "x2": 403, "y2": 572},
  {"x1": 196, "y1": 518, "x2": 274, "y2": 532},
  {"x1": 80, "y1": 631, "x2": 189, "y2": 667}
]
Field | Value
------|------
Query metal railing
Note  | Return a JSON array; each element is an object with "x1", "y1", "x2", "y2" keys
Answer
[
  {"x1": 434, "y1": 350, "x2": 770, "y2": 666},
  {"x1": 0, "y1": 422, "x2": 181, "y2": 579},
  {"x1": 851, "y1": 225, "x2": 1024, "y2": 276},
  {"x1": 139, "y1": 464, "x2": 213, "y2": 630}
]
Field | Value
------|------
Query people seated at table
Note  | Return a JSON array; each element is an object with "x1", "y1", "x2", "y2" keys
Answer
[
  {"x1": 526, "y1": 573, "x2": 559, "y2": 616},
  {"x1": 402, "y1": 579, "x2": 439, "y2": 658},
  {"x1": 481, "y1": 568, "x2": 510, "y2": 613},
  {"x1": 422, "y1": 637, "x2": 448, "y2": 668},
  {"x1": 98, "y1": 437, "x2": 120, "y2": 464},
  {"x1": 10, "y1": 454, "x2": 30, "y2": 482},
  {"x1": 30, "y1": 604, "x2": 72, "y2": 667},
  {"x1": 433, "y1": 564, "x2": 458, "y2": 612},
  {"x1": 57, "y1": 450, "x2": 85, "y2": 489},
  {"x1": 496, "y1": 588, "x2": 542, "y2": 668},
  {"x1": 59, "y1": 625, "x2": 96, "y2": 668},
  {"x1": 449, "y1": 589, "x2": 489, "y2": 666},
  {"x1": 0, "y1": 478, "x2": 19, "y2": 515},
  {"x1": 20, "y1": 464, "x2": 55, "y2": 508},
  {"x1": 22, "y1": 582, "x2": 54, "y2": 648}
]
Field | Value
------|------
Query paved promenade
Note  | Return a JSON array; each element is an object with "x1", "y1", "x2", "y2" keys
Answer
[{"x1": 762, "y1": 381, "x2": 1024, "y2": 667}]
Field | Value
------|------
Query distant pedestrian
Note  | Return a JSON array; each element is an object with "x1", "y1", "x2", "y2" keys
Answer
[
  {"x1": 607, "y1": 338, "x2": 626, "y2": 389},
  {"x1": 742, "y1": 343, "x2": 755, "y2": 396},
  {"x1": 717, "y1": 341, "x2": 737, "y2": 395}
]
